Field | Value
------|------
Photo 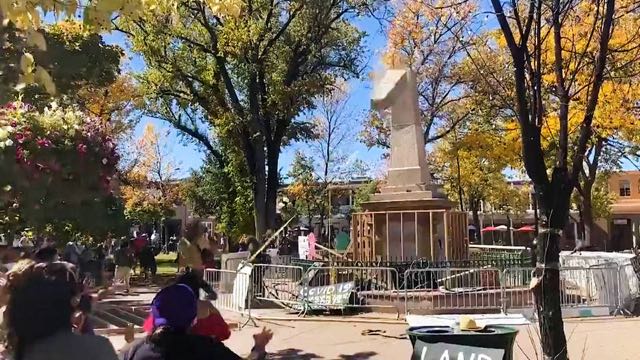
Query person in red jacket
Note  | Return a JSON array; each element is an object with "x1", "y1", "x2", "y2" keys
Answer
[{"x1": 142, "y1": 270, "x2": 231, "y2": 341}]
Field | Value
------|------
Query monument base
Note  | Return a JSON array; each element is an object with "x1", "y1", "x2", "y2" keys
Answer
[
  {"x1": 350, "y1": 195, "x2": 467, "y2": 261},
  {"x1": 362, "y1": 192, "x2": 454, "y2": 212}
]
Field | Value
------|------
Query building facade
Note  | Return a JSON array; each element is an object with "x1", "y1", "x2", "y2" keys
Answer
[
  {"x1": 608, "y1": 171, "x2": 640, "y2": 250},
  {"x1": 277, "y1": 171, "x2": 640, "y2": 253}
]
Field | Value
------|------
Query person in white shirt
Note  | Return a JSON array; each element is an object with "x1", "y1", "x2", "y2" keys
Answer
[{"x1": 150, "y1": 230, "x2": 159, "y2": 247}]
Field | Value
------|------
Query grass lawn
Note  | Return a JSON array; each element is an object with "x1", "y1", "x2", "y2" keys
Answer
[{"x1": 155, "y1": 252, "x2": 178, "y2": 275}]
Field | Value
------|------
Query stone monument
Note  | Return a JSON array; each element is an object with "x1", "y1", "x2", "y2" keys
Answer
[
  {"x1": 350, "y1": 67, "x2": 466, "y2": 261},
  {"x1": 366, "y1": 67, "x2": 451, "y2": 210}
]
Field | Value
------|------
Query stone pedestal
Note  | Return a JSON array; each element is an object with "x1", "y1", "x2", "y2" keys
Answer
[{"x1": 349, "y1": 66, "x2": 467, "y2": 261}]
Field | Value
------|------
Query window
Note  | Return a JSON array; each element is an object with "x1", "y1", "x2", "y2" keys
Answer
[{"x1": 619, "y1": 180, "x2": 631, "y2": 197}]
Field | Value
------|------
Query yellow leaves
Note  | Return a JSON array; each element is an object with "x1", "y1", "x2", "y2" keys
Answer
[
  {"x1": 383, "y1": 0, "x2": 476, "y2": 68},
  {"x1": 20, "y1": 53, "x2": 35, "y2": 73},
  {"x1": 96, "y1": 0, "x2": 126, "y2": 12},
  {"x1": 83, "y1": 5, "x2": 113, "y2": 31},
  {"x1": 65, "y1": 0, "x2": 79, "y2": 18},
  {"x1": 204, "y1": 0, "x2": 243, "y2": 17},
  {"x1": 35, "y1": 66, "x2": 56, "y2": 95},
  {"x1": 26, "y1": 29, "x2": 47, "y2": 50},
  {"x1": 16, "y1": 53, "x2": 55, "y2": 95},
  {"x1": 27, "y1": 6, "x2": 41, "y2": 28}
]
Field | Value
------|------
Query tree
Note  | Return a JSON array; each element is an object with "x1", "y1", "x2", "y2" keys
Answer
[
  {"x1": 118, "y1": 0, "x2": 376, "y2": 236},
  {"x1": 121, "y1": 123, "x2": 179, "y2": 224},
  {"x1": 0, "y1": 0, "x2": 241, "y2": 94},
  {"x1": 352, "y1": 180, "x2": 379, "y2": 212},
  {"x1": 182, "y1": 155, "x2": 254, "y2": 241},
  {"x1": 0, "y1": 102, "x2": 126, "y2": 240},
  {"x1": 459, "y1": 6, "x2": 640, "y2": 250},
  {"x1": 286, "y1": 151, "x2": 322, "y2": 227},
  {"x1": 481, "y1": 0, "x2": 622, "y2": 357},
  {"x1": 431, "y1": 115, "x2": 520, "y2": 242},
  {"x1": 359, "y1": 0, "x2": 477, "y2": 150},
  {"x1": 75, "y1": 74, "x2": 142, "y2": 135},
  {"x1": 1, "y1": 21, "x2": 123, "y2": 106},
  {"x1": 307, "y1": 82, "x2": 361, "y2": 238}
]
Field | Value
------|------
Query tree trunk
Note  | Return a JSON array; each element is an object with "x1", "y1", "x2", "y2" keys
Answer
[
  {"x1": 470, "y1": 200, "x2": 481, "y2": 243},
  {"x1": 455, "y1": 148, "x2": 465, "y2": 212},
  {"x1": 265, "y1": 143, "x2": 280, "y2": 232},
  {"x1": 506, "y1": 212, "x2": 513, "y2": 246},
  {"x1": 532, "y1": 173, "x2": 572, "y2": 360},
  {"x1": 252, "y1": 143, "x2": 267, "y2": 237}
]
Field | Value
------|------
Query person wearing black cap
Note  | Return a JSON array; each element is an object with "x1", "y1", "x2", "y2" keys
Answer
[
  {"x1": 119, "y1": 284, "x2": 272, "y2": 360},
  {"x1": 141, "y1": 270, "x2": 231, "y2": 341}
]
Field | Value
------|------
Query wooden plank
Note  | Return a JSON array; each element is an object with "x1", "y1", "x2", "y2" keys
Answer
[
  {"x1": 429, "y1": 212, "x2": 434, "y2": 260},
  {"x1": 386, "y1": 212, "x2": 390, "y2": 260},
  {"x1": 444, "y1": 212, "x2": 449, "y2": 260},
  {"x1": 400, "y1": 212, "x2": 404, "y2": 259},
  {"x1": 415, "y1": 211, "x2": 418, "y2": 257},
  {"x1": 372, "y1": 214, "x2": 376, "y2": 259}
]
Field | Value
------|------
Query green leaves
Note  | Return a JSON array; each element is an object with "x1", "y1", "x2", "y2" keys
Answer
[
  {"x1": 123, "y1": 0, "x2": 372, "y2": 233},
  {"x1": 2, "y1": 21, "x2": 123, "y2": 107},
  {"x1": 0, "y1": 102, "x2": 126, "y2": 238}
]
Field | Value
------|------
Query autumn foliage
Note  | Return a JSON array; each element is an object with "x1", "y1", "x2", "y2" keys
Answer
[
  {"x1": 121, "y1": 123, "x2": 179, "y2": 224},
  {"x1": 0, "y1": 102, "x2": 123, "y2": 236}
]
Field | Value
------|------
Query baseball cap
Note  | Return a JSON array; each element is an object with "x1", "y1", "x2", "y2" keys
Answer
[{"x1": 151, "y1": 284, "x2": 197, "y2": 330}]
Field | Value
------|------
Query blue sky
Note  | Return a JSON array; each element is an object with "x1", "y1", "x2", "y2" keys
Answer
[
  {"x1": 103, "y1": 18, "x2": 387, "y2": 178},
  {"x1": 102, "y1": 12, "x2": 637, "y2": 178}
]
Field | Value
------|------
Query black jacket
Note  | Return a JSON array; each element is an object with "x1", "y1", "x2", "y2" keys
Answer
[{"x1": 119, "y1": 334, "x2": 242, "y2": 360}]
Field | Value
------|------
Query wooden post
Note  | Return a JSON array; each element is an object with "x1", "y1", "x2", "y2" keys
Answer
[
  {"x1": 386, "y1": 212, "x2": 390, "y2": 260},
  {"x1": 400, "y1": 212, "x2": 404, "y2": 259},
  {"x1": 444, "y1": 212, "x2": 449, "y2": 260},
  {"x1": 415, "y1": 211, "x2": 418, "y2": 257},
  {"x1": 429, "y1": 212, "x2": 434, "y2": 260},
  {"x1": 372, "y1": 214, "x2": 376, "y2": 259}
]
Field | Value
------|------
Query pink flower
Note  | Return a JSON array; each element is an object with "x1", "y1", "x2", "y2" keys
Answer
[
  {"x1": 36, "y1": 137, "x2": 52, "y2": 148},
  {"x1": 77, "y1": 143, "x2": 88, "y2": 154},
  {"x1": 15, "y1": 133, "x2": 25, "y2": 144},
  {"x1": 15, "y1": 146, "x2": 25, "y2": 162}
]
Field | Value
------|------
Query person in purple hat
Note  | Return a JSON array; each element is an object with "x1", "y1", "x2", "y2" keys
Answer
[{"x1": 119, "y1": 284, "x2": 272, "y2": 360}]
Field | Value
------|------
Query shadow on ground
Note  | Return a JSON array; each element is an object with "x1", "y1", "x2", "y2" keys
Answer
[
  {"x1": 268, "y1": 348, "x2": 323, "y2": 359},
  {"x1": 336, "y1": 352, "x2": 378, "y2": 359}
]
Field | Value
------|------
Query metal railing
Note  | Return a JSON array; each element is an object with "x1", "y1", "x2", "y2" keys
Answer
[
  {"x1": 204, "y1": 266, "x2": 255, "y2": 327},
  {"x1": 301, "y1": 266, "x2": 402, "y2": 317},
  {"x1": 251, "y1": 264, "x2": 304, "y2": 308},
  {"x1": 403, "y1": 267, "x2": 503, "y2": 314},
  {"x1": 501, "y1": 265, "x2": 620, "y2": 313},
  {"x1": 205, "y1": 260, "x2": 639, "y2": 319}
]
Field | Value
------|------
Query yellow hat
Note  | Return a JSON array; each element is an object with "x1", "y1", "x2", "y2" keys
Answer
[{"x1": 459, "y1": 316, "x2": 483, "y2": 331}]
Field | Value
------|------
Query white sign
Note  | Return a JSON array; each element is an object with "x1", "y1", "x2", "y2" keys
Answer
[
  {"x1": 232, "y1": 262, "x2": 253, "y2": 312},
  {"x1": 412, "y1": 340, "x2": 504, "y2": 360},
  {"x1": 298, "y1": 236, "x2": 309, "y2": 259}
]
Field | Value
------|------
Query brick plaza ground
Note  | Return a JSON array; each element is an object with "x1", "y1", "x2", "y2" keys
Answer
[{"x1": 107, "y1": 305, "x2": 640, "y2": 359}]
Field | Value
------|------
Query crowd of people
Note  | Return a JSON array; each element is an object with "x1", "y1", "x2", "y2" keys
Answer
[{"x1": 0, "y1": 224, "x2": 273, "y2": 360}]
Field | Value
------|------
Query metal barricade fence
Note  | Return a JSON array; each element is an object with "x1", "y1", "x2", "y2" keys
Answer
[
  {"x1": 616, "y1": 263, "x2": 640, "y2": 314},
  {"x1": 251, "y1": 264, "x2": 304, "y2": 307},
  {"x1": 270, "y1": 255, "x2": 294, "y2": 265},
  {"x1": 502, "y1": 266, "x2": 620, "y2": 313},
  {"x1": 501, "y1": 267, "x2": 535, "y2": 312},
  {"x1": 301, "y1": 266, "x2": 402, "y2": 316},
  {"x1": 223, "y1": 257, "x2": 246, "y2": 272},
  {"x1": 204, "y1": 267, "x2": 252, "y2": 316},
  {"x1": 403, "y1": 267, "x2": 503, "y2": 314}
]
